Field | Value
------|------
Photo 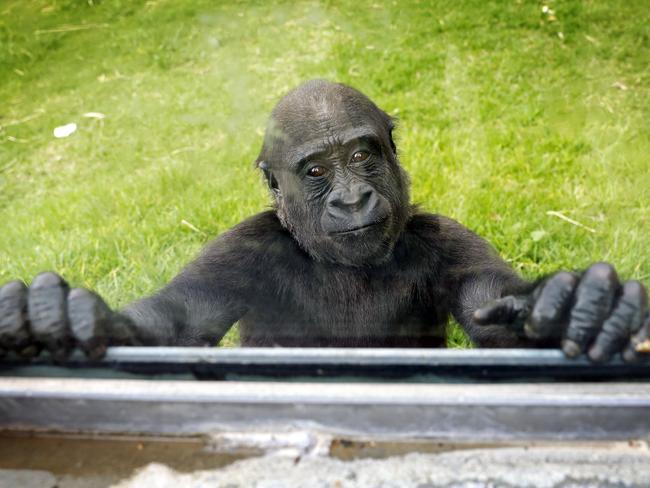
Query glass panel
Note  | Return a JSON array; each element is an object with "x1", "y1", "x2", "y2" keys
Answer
[{"x1": 0, "y1": 1, "x2": 648, "y2": 378}]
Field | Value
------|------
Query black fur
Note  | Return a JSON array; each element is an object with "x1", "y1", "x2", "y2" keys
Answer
[{"x1": 123, "y1": 210, "x2": 528, "y2": 347}]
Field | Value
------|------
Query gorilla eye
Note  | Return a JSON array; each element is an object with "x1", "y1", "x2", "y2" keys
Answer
[
  {"x1": 307, "y1": 166, "x2": 328, "y2": 178},
  {"x1": 351, "y1": 151, "x2": 370, "y2": 163}
]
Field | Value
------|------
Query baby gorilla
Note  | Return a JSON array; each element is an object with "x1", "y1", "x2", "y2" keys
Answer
[{"x1": 0, "y1": 80, "x2": 648, "y2": 362}]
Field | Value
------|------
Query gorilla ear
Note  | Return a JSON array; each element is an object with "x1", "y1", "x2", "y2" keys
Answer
[
  {"x1": 388, "y1": 127, "x2": 397, "y2": 155},
  {"x1": 257, "y1": 160, "x2": 281, "y2": 195},
  {"x1": 384, "y1": 115, "x2": 397, "y2": 156}
]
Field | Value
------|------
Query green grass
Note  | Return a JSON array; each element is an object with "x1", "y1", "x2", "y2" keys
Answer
[{"x1": 1, "y1": 0, "x2": 648, "y2": 348}]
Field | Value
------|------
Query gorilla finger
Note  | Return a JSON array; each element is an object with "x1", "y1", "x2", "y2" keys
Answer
[
  {"x1": 67, "y1": 288, "x2": 110, "y2": 359},
  {"x1": 526, "y1": 272, "x2": 578, "y2": 340},
  {"x1": 623, "y1": 311, "x2": 650, "y2": 363},
  {"x1": 588, "y1": 281, "x2": 647, "y2": 363},
  {"x1": 0, "y1": 280, "x2": 31, "y2": 351},
  {"x1": 562, "y1": 263, "x2": 619, "y2": 358},
  {"x1": 473, "y1": 295, "x2": 530, "y2": 330},
  {"x1": 28, "y1": 272, "x2": 72, "y2": 360}
]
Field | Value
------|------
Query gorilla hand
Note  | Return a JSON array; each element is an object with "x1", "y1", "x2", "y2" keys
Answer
[
  {"x1": 473, "y1": 263, "x2": 649, "y2": 362},
  {"x1": 0, "y1": 272, "x2": 136, "y2": 360}
]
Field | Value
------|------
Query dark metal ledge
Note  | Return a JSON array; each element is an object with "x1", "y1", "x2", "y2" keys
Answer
[{"x1": 1, "y1": 347, "x2": 649, "y2": 382}]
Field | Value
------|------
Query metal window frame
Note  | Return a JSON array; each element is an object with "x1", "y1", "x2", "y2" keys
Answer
[
  {"x1": 1, "y1": 348, "x2": 650, "y2": 440},
  {"x1": 1, "y1": 378, "x2": 650, "y2": 440}
]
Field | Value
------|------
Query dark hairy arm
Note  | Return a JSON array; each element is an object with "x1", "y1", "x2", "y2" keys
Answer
[
  {"x1": 439, "y1": 216, "x2": 649, "y2": 360},
  {"x1": 119, "y1": 257, "x2": 249, "y2": 347},
  {"x1": 450, "y1": 267, "x2": 536, "y2": 348},
  {"x1": 123, "y1": 212, "x2": 290, "y2": 346},
  {"x1": 436, "y1": 216, "x2": 535, "y2": 347},
  {"x1": 0, "y1": 213, "x2": 279, "y2": 358}
]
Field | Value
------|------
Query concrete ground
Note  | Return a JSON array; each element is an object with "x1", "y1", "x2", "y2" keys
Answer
[
  {"x1": 110, "y1": 446, "x2": 650, "y2": 488},
  {"x1": 4, "y1": 444, "x2": 649, "y2": 488}
]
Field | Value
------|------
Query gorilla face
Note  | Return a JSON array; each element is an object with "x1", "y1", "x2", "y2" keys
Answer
[{"x1": 256, "y1": 80, "x2": 411, "y2": 267}]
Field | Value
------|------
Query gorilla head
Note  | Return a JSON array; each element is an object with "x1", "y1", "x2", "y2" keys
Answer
[{"x1": 256, "y1": 80, "x2": 411, "y2": 267}]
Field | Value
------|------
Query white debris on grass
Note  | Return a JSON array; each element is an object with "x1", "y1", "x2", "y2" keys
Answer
[{"x1": 53, "y1": 122, "x2": 77, "y2": 138}]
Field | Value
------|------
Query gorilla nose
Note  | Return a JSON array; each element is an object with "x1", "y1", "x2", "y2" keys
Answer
[
  {"x1": 323, "y1": 182, "x2": 387, "y2": 234},
  {"x1": 327, "y1": 183, "x2": 375, "y2": 215}
]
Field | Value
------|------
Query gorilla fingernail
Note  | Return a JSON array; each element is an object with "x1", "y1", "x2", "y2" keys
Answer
[
  {"x1": 561, "y1": 339, "x2": 582, "y2": 358},
  {"x1": 635, "y1": 338, "x2": 650, "y2": 353},
  {"x1": 587, "y1": 344, "x2": 609, "y2": 363}
]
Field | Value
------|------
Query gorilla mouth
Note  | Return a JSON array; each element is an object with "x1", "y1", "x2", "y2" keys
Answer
[{"x1": 329, "y1": 217, "x2": 388, "y2": 235}]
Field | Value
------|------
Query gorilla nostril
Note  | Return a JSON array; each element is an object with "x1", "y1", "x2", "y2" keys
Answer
[
  {"x1": 327, "y1": 195, "x2": 345, "y2": 210},
  {"x1": 358, "y1": 189, "x2": 372, "y2": 209}
]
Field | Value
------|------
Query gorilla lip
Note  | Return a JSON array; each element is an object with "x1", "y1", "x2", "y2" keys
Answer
[{"x1": 329, "y1": 217, "x2": 388, "y2": 235}]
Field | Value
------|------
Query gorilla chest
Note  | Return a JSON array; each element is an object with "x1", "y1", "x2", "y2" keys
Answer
[{"x1": 241, "y1": 261, "x2": 447, "y2": 347}]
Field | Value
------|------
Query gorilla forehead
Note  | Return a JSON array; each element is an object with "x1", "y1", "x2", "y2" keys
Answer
[{"x1": 263, "y1": 80, "x2": 390, "y2": 165}]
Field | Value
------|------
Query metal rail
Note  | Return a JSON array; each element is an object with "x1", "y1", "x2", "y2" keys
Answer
[
  {"x1": 98, "y1": 347, "x2": 643, "y2": 365},
  {"x1": 1, "y1": 347, "x2": 649, "y2": 381},
  {"x1": 1, "y1": 378, "x2": 650, "y2": 440}
]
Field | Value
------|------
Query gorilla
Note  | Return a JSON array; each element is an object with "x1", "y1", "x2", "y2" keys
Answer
[{"x1": 0, "y1": 79, "x2": 648, "y2": 363}]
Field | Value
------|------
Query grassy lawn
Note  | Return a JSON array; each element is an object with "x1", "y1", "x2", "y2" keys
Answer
[{"x1": 1, "y1": 0, "x2": 648, "y2": 348}]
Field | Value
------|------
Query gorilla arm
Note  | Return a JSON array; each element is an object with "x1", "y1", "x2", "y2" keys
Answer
[
  {"x1": 0, "y1": 219, "x2": 263, "y2": 359},
  {"x1": 441, "y1": 217, "x2": 650, "y2": 360},
  {"x1": 119, "y1": 220, "x2": 267, "y2": 347},
  {"x1": 437, "y1": 217, "x2": 536, "y2": 348},
  {"x1": 120, "y1": 257, "x2": 249, "y2": 348}
]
